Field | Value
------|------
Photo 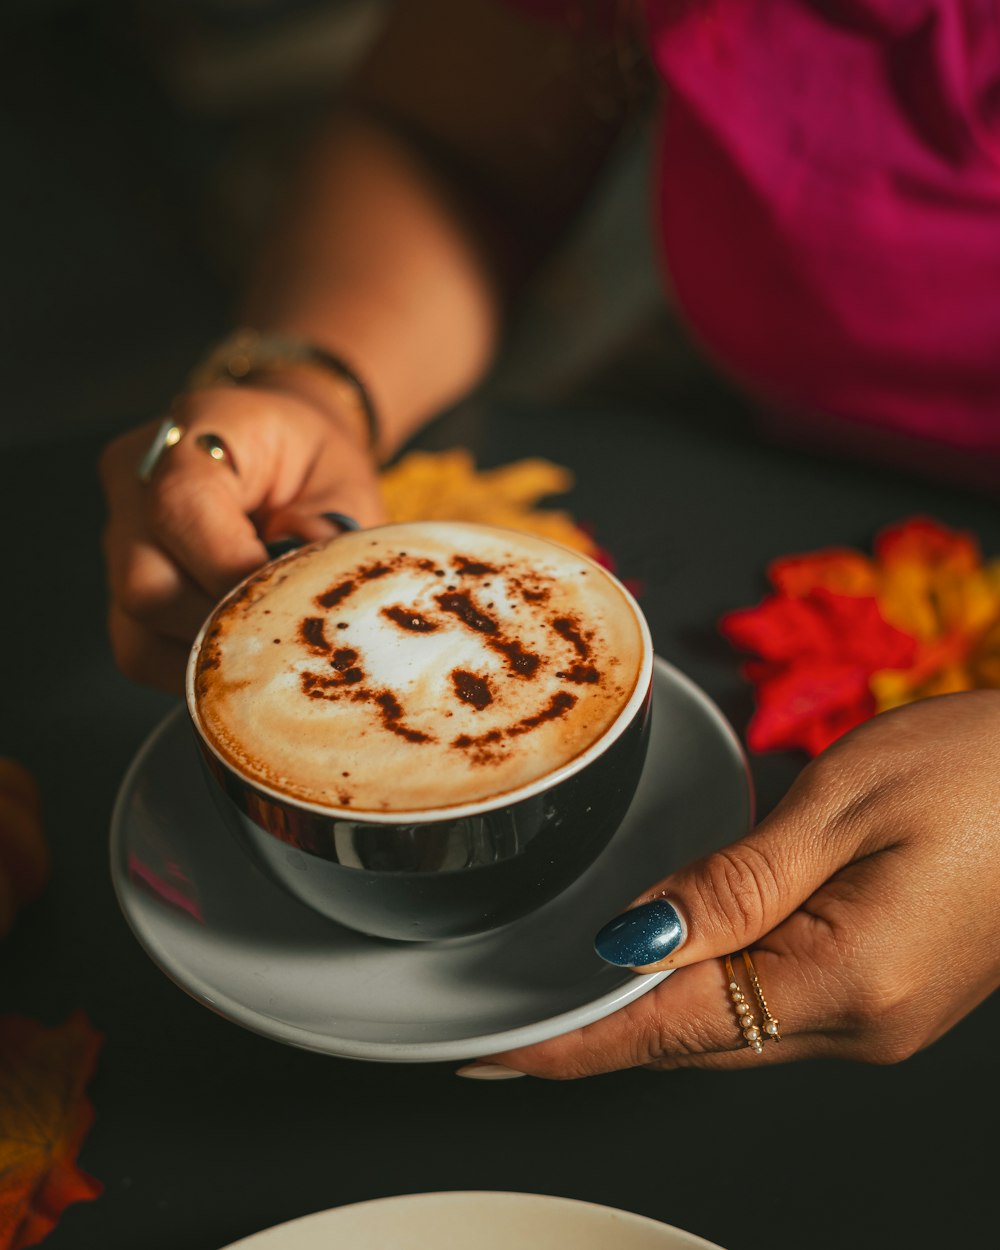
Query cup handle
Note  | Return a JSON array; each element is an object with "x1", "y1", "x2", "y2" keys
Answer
[{"x1": 264, "y1": 512, "x2": 360, "y2": 562}]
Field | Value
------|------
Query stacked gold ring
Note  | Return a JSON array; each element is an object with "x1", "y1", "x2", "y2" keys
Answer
[{"x1": 725, "y1": 950, "x2": 782, "y2": 1055}]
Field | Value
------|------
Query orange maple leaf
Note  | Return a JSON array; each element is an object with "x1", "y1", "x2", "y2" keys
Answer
[
  {"x1": 379, "y1": 449, "x2": 601, "y2": 556},
  {"x1": 722, "y1": 516, "x2": 1000, "y2": 756},
  {"x1": 0, "y1": 1014, "x2": 103, "y2": 1250}
]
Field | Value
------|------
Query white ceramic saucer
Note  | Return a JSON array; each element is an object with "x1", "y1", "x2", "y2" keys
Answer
[
  {"x1": 222, "y1": 1192, "x2": 727, "y2": 1249},
  {"x1": 110, "y1": 657, "x2": 751, "y2": 1062}
]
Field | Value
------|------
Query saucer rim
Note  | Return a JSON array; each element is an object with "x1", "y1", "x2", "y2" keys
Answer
[{"x1": 110, "y1": 656, "x2": 751, "y2": 1062}]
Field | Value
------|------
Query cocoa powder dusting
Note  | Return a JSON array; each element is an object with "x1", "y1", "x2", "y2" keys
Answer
[
  {"x1": 383, "y1": 605, "x2": 439, "y2": 632},
  {"x1": 302, "y1": 646, "x2": 434, "y2": 742},
  {"x1": 375, "y1": 691, "x2": 432, "y2": 743},
  {"x1": 316, "y1": 579, "x2": 354, "y2": 609},
  {"x1": 436, "y1": 590, "x2": 540, "y2": 677},
  {"x1": 455, "y1": 729, "x2": 503, "y2": 749},
  {"x1": 493, "y1": 638, "x2": 540, "y2": 678},
  {"x1": 300, "y1": 617, "x2": 330, "y2": 653},
  {"x1": 508, "y1": 690, "x2": 578, "y2": 736},
  {"x1": 201, "y1": 538, "x2": 630, "y2": 803},
  {"x1": 301, "y1": 645, "x2": 364, "y2": 698},
  {"x1": 451, "y1": 670, "x2": 493, "y2": 710},
  {"x1": 315, "y1": 557, "x2": 396, "y2": 609},
  {"x1": 452, "y1": 691, "x2": 578, "y2": 762},
  {"x1": 453, "y1": 555, "x2": 498, "y2": 576},
  {"x1": 557, "y1": 664, "x2": 600, "y2": 684},
  {"x1": 436, "y1": 591, "x2": 497, "y2": 634},
  {"x1": 508, "y1": 574, "x2": 550, "y2": 604},
  {"x1": 551, "y1": 616, "x2": 590, "y2": 660}
]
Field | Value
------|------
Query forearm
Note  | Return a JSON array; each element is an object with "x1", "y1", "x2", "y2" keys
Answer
[
  {"x1": 242, "y1": 0, "x2": 643, "y2": 457},
  {"x1": 246, "y1": 111, "x2": 504, "y2": 457}
]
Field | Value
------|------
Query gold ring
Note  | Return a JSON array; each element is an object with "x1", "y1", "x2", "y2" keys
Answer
[
  {"x1": 725, "y1": 950, "x2": 781, "y2": 1055},
  {"x1": 194, "y1": 432, "x2": 239, "y2": 476},
  {"x1": 137, "y1": 418, "x2": 185, "y2": 484}
]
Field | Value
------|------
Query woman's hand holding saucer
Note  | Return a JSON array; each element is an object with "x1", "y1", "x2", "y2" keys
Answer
[
  {"x1": 467, "y1": 691, "x2": 1000, "y2": 1078},
  {"x1": 99, "y1": 381, "x2": 385, "y2": 694}
]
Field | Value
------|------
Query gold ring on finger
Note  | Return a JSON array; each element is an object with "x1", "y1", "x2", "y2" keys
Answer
[
  {"x1": 194, "y1": 432, "x2": 239, "y2": 476},
  {"x1": 137, "y1": 417, "x2": 185, "y2": 484},
  {"x1": 724, "y1": 949, "x2": 782, "y2": 1056}
]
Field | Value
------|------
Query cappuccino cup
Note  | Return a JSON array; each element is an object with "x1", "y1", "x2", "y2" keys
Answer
[{"x1": 186, "y1": 521, "x2": 653, "y2": 941}]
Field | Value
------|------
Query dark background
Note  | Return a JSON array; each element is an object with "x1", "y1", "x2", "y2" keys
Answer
[{"x1": 2, "y1": 4, "x2": 997, "y2": 1248}]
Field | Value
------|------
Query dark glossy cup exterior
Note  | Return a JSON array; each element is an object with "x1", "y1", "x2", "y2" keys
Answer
[
  {"x1": 187, "y1": 542, "x2": 654, "y2": 942},
  {"x1": 195, "y1": 687, "x2": 651, "y2": 941}
]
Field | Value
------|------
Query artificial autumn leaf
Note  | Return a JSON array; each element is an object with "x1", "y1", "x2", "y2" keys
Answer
[
  {"x1": 870, "y1": 518, "x2": 1000, "y2": 708},
  {"x1": 722, "y1": 589, "x2": 917, "y2": 755},
  {"x1": 767, "y1": 549, "x2": 877, "y2": 598},
  {"x1": 722, "y1": 516, "x2": 1000, "y2": 756},
  {"x1": 379, "y1": 449, "x2": 601, "y2": 557},
  {"x1": 0, "y1": 1014, "x2": 103, "y2": 1250}
]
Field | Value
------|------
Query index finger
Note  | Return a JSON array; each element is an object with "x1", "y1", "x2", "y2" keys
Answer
[
  {"x1": 145, "y1": 434, "x2": 268, "y2": 600},
  {"x1": 471, "y1": 946, "x2": 834, "y2": 1079}
]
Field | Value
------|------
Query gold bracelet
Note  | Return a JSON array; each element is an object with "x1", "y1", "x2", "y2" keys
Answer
[{"x1": 189, "y1": 328, "x2": 381, "y2": 458}]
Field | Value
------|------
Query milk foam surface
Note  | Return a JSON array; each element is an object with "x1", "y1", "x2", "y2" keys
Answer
[{"x1": 191, "y1": 522, "x2": 644, "y2": 813}]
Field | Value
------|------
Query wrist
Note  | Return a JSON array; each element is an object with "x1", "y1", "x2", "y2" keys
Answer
[
  {"x1": 189, "y1": 329, "x2": 382, "y2": 461},
  {"x1": 248, "y1": 362, "x2": 377, "y2": 458}
]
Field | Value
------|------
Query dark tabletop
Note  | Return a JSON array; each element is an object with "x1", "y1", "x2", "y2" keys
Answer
[
  {"x1": 2, "y1": 384, "x2": 998, "y2": 1250},
  {"x1": 3, "y1": 9, "x2": 998, "y2": 1247}
]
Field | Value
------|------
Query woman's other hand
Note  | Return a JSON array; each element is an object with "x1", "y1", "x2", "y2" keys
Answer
[
  {"x1": 99, "y1": 379, "x2": 384, "y2": 694},
  {"x1": 470, "y1": 691, "x2": 1000, "y2": 1077}
]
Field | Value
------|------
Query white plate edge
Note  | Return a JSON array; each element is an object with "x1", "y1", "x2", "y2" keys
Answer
[{"x1": 220, "y1": 1191, "x2": 728, "y2": 1250}]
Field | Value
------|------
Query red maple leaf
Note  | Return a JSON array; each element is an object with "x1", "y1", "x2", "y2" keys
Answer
[
  {"x1": 720, "y1": 588, "x2": 918, "y2": 756},
  {"x1": 0, "y1": 1014, "x2": 103, "y2": 1249}
]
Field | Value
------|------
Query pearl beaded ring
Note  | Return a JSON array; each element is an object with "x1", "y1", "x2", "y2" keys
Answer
[{"x1": 724, "y1": 950, "x2": 782, "y2": 1055}]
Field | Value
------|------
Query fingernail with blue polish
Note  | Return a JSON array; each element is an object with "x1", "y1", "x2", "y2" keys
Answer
[
  {"x1": 322, "y1": 511, "x2": 360, "y2": 532},
  {"x1": 594, "y1": 899, "x2": 686, "y2": 968}
]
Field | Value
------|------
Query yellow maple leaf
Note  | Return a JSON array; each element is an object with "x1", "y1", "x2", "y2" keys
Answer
[
  {"x1": 868, "y1": 518, "x2": 1000, "y2": 711},
  {"x1": 379, "y1": 449, "x2": 600, "y2": 556}
]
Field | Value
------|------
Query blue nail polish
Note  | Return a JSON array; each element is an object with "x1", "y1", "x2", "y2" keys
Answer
[
  {"x1": 594, "y1": 900, "x2": 685, "y2": 967},
  {"x1": 322, "y1": 512, "x2": 360, "y2": 532}
]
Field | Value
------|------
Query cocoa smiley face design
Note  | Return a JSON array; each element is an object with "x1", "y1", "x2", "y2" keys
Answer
[
  {"x1": 296, "y1": 551, "x2": 610, "y2": 777},
  {"x1": 191, "y1": 523, "x2": 645, "y2": 816}
]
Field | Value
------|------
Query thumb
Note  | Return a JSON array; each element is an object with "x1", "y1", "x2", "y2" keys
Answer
[{"x1": 593, "y1": 795, "x2": 864, "y2": 972}]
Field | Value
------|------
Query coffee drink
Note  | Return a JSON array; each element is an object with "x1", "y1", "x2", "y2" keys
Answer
[
  {"x1": 188, "y1": 520, "x2": 653, "y2": 940},
  {"x1": 191, "y1": 521, "x2": 646, "y2": 816}
]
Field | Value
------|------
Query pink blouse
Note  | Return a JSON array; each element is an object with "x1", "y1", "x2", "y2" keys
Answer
[{"x1": 522, "y1": 0, "x2": 1000, "y2": 466}]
